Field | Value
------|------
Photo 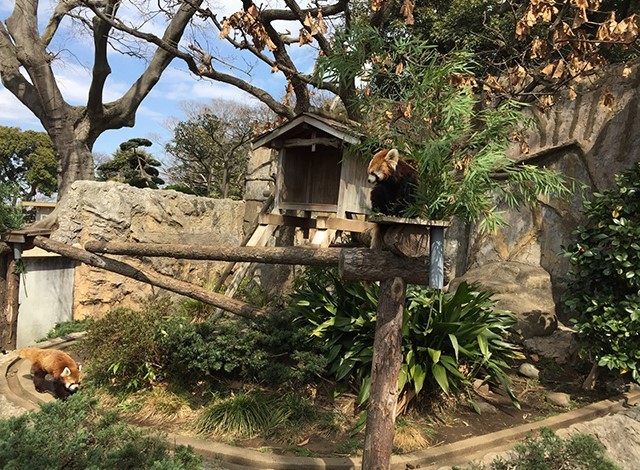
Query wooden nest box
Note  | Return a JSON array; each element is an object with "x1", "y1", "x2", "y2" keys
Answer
[{"x1": 253, "y1": 112, "x2": 369, "y2": 217}]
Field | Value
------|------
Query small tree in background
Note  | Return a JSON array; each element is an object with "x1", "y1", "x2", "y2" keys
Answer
[
  {"x1": 564, "y1": 162, "x2": 640, "y2": 389},
  {"x1": 0, "y1": 182, "x2": 24, "y2": 233},
  {"x1": 315, "y1": 25, "x2": 571, "y2": 230},
  {"x1": 164, "y1": 100, "x2": 259, "y2": 200},
  {"x1": 97, "y1": 138, "x2": 165, "y2": 189},
  {"x1": 0, "y1": 126, "x2": 57, "y2": 201}
]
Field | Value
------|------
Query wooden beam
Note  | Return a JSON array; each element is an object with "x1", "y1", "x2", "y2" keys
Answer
[
  {"x1": 318, "y1": 217, "x2": 375, "y2": 233},
  {"x1": 34, "y1": 237, "x2": 265, "y2": 320},
  {"x1": 339, "y1": 248, "x2": 429, "y2": 285},
  {"x1": 367, "y1": 215, "x2": 451, "y2": 227},
  {"x1": 84, "y1": 242, "x2": 430, "y2": 284},
  {"x1": 259, "y1": 213, "x2": 375, "y2": 233},
  {"x1": 84, "y1": 241, "x2": 342, "y2": 266},
  {"x1": 281, "y1": 137, "x2": 341, "y2": 148},
  {"x1": 258, "y1": 213, "x2": 319, "y2": 230}
]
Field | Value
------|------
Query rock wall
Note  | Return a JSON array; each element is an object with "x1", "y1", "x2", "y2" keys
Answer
[
  {"x1": 53, "y1": 181, "x2": 245, "y2": 319},
  {"x1": 450, "y1": 61, "x2": 640, "y2": 326}
]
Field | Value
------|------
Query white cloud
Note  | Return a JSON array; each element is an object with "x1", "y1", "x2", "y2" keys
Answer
[{"x1": 0, "y1": 88, "x2": 43, "y2": 129}]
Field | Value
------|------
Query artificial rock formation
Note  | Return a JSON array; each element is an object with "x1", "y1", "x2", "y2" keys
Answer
[
  {"x1": 53, "y1": 181, "x2": 245, "y2": 319},
  {"x1": 447, "y1": 61, "x2": 640, "y2": 335},
  {"x1": 449, "y1": 261, "x2": 557, "y2": 339}
]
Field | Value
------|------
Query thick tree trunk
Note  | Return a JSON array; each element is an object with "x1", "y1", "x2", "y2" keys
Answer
[
  {"x1": 340, "y1": 248, "x2": 429, "y2": 284},
  {"x1": 362, "y1": 276, "x2": 406, "y2": 470},
  {"x1": 84, "y1": 241, "x2": 342, "y2": 265},
  {"x1": 51, "y1": 125, "x2": 96, "y2": 199},
  {"x1": 84, "y1": 241, "x2": 431, "y2": 284}
]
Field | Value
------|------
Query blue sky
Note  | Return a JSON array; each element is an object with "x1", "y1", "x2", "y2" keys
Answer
[{"x1": 0, "y1": 1, "x2": 317, "y2": 159}]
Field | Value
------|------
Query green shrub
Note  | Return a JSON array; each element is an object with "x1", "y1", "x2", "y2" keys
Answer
[
  {"x1": 159, "y1": 316, "x2": 270, "y2": 383},
  {"x1": 0, "y1": 394, "x2": 202, "y2": 469},
  {"x1": 76, "y1": 299, "x2": 170, "y2": 391},
  {"x1": 78, "y1": 296, "x2": 326, "y2": 392},
  {"x1": 456, "y1": 427, "x2": 620, "y2": 470},
  {"x1": 159, "y1": 309, "x2": 327, "y2": 387},
  {"x1": 289, "y1": 269, "x2": 522, "y2": 406},
  {"x1": 563, "y1": 162, "x2": 640, "y2": 382}
]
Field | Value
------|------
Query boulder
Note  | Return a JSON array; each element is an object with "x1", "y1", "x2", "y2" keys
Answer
[{"x1": 449, "y1": 261, "x2": 557, "y2": 339}]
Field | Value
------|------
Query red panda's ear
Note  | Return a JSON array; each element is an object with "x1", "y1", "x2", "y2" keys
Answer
[
  {"x1": 78, "y1": 364, "x2": 82, "y2": 372},
  {"x1": 61, "y1": 367, "x2": 71, "y2": 377},
  {"x1": 385, "y1": 149, "x2": 401, "y2": 170}
]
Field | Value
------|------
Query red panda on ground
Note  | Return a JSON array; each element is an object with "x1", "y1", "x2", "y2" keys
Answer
[
  {"x1": 18, "y1": 347, "x2": 82, "y2": 400},
  {"x1": 367, "y1": 148, "x2": 419, "y2": 216}
]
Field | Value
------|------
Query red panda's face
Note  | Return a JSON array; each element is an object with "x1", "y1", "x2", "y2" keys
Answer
[
  {"x1": 60, "y1": 364, "x2": 82, "y2": 393},
  {"x1": 368, "y1": 149, "x2": 399, "y2": 184}
]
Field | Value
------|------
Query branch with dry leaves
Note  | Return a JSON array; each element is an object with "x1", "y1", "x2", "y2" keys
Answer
[{"x1": 481, "y1": 0, "x2": 640, "y2": 108}]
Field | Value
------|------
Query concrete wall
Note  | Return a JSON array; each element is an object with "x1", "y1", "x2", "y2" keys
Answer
[{"x1": 17, "y1": 252, "x2": 75, "y2": 347}]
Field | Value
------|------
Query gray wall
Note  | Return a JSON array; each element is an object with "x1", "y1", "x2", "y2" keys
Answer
[{"x1": 17, "y1": 255, "x2": 75, "y2": 347}]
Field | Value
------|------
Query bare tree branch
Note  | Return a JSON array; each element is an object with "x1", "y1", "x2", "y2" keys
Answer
[
  {"x1": 87, "y1": 0, "x2": 120, "y2": 118},
  {"x1": 0, "y1": 24, "x2": 46, "y2": 119}
]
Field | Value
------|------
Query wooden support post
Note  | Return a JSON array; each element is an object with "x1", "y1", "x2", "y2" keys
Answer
[
  {"x1": 33, "y1": 237, "x2": 265, "y2": 320},
  {"x1": 214, "y1": 193, "x2": 274, "y2": 292},
  {"x1": 429, "y1": 226, "x2": 445, "y2": 289},
  {"x1": 0, "y1": 243, "x2": 20, "y2": 350},
  {"x1": 362, "y1": 276, "x2": 406, "y2": 470}
]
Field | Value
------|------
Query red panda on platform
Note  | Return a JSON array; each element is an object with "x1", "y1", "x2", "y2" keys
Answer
[
  {"x1": 367, "y1": 148, "x2": 418, "y2": 216},
  {"x1": 18, "y1": 347, "x2": 82, "y2": 400}
]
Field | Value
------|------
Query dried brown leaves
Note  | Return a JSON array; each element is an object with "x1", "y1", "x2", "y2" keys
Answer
[
  {"x1": 220, "y1": 7, "x2": 276, "y2": 51},
  {"x1": 510, "y1": 0, "x2": 639, "y2": 110}
]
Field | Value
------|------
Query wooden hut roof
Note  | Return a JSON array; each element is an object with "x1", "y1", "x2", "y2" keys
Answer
[{"x1": 252, "y1": 112, "x2": 361, "y2": 149}]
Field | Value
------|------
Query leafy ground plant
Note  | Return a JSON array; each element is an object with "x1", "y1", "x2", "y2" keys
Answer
[
  {"x1": 0, "y1": 394, "x2": 202, "y2": 469},
  {"x1": 563, "y1": 162, "x2": 640, "y2": 383},
  {"x1": 455, "y1": 427, "x2": 620, "y2": 470},
  {"x1": 194, "y1": 391, "x2": 316, "y2": 443},
  {"x1": 289, "y1": 268, "x2": 523, "y2": 408}
]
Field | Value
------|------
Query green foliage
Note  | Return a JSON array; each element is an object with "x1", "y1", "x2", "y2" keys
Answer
[
  {"x1": 0, "y1": 126, "x2": 57, "y2": 200},
  {"x1": 403, "y1": 282, "x2": 522, "y2": 402},
  {"x1": 158, "y1": 309, "x2": 327, "y2": 387},
  {"x1": 289, "y1": 269, "x2": 522, "y2": 406},
  {"x1": 0, "y1": 182, "x2": 24, "y2": 233},
  {"x1": 316, "y1": 26, "x2": 570, "y2": 230},
  {"x1": 455, "y1": 427, "x2": 620, "y2": 470},
  {"x1": 563, "y1": 162, "x2": 640, "y2": 382},
  {"x1": 78, "y1": 297, "x2": 326, "y2": 392},
  {"x1": 39, "y1": 319, "x2": 92, "y2": 341},
  {"x1": 165, "y1": 102, "x2": 258, "y2": 199},
  {"x1": 75, "y1": 300, "x2": 170, "y2": 391},
  {"x1": 194, "y1": 391, "x2": 315, "y2": 440},
  {"x1": 0, "y1": 394, "x2": 202, "y2": 469},
  {"x1": 97, "y1": 138, "x2": 164, "y2": 189}
]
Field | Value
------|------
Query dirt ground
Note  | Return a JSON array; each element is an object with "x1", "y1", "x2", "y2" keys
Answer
[{"x1": 162, "y1": 354, "x2": 616, "y2": 458}]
